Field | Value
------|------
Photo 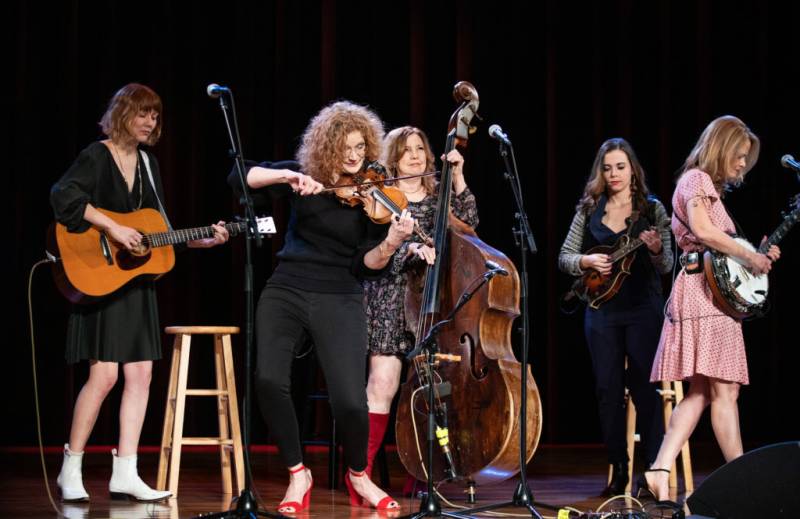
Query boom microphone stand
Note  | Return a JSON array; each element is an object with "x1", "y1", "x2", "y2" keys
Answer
[
  {"x1": 192, "y1": 84, "x2": 281, "y2": 519},
  {"x1": 458, "y1": 126, "x2": 555, "y2": 518},
  {"x1": 401, "y1": 262, "x2": 507, "y2": 519}
]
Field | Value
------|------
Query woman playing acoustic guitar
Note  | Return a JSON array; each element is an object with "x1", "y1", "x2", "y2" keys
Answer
[
  {"x1": 558, "y1": 137, "x2": 673, "y2": 496},
  {"x1": 644, "y1": 116, "x2": 780, "y2": 503},
  {"x1": 50, "y1": 83, "x2": 229, "y2": 502}
]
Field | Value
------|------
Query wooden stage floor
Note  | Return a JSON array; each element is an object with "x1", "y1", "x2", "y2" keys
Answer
[{"x1": 0, "y1": 444, "x2": 713, "y2": 518}]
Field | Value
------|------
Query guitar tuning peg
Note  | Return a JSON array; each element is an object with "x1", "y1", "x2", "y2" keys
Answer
[{"x1": 468, "y1": 125, "x2": 477, "y2": 135}]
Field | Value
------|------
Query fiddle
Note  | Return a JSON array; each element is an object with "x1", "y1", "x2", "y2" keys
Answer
[{"x1": 331, "y1": 162, "x2": 433, "y2": 245}]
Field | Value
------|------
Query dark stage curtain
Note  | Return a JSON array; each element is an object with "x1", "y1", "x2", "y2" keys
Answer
[{"x1": 10, "y1": 0, "x2": 799, "y2": 451}]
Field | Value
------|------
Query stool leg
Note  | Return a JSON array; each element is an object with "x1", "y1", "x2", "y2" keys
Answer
[
  {"x1": 214, "y1": 334, "x2": 233, "y2": 495},
  {"x1": 222, "y1": 333, "x2": 245, "y2": 494},
  {"x1": 167, "y1": 334, "x2": 192, "y2": 498},
  {"x1": 157, "y1": 334, "x2": 182, "y2": 491}
]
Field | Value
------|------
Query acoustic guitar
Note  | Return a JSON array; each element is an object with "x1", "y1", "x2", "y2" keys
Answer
[{"x1": 48, "y1": 207, "x2": 275, "y2": 304}]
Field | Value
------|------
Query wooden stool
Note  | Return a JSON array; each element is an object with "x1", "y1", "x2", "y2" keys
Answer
[
  {"x1": 658, "y1": 380, "x2": 694, "y2": 493},
  {"x1": 156, "y1": 326, "x2": 244, "y2": 497}
]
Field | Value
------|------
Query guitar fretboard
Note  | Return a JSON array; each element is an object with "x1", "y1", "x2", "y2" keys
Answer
[{"x1": 143, "y1": 221, "x2": 248, "y2": 248}]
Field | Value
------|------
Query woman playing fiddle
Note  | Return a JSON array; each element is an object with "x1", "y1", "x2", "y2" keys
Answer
[{"x1": 236, "y1": 101, "x2": 412, "y2": 513}]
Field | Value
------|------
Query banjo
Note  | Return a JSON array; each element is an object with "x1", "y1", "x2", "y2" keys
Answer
[{"x1": 704, "y1": 195, "x2": 799, "y2": 319}]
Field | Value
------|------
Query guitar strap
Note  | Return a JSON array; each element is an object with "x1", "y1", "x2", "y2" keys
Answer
[{"x1": 139, "y1": 150, "x2": 173, "y2": 231}]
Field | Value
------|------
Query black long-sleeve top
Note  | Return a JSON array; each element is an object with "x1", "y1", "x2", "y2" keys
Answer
[{"x1": 229, "y1": 160, "x2": 390, "y2": 293}]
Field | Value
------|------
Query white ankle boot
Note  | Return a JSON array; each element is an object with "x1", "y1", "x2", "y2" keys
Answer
[
  {"x1": 108, "y1": 448, "x2": 171, "y2": 502},
  {"x1": 57, "y1": 443, "x2": 90, "y2": 502}
]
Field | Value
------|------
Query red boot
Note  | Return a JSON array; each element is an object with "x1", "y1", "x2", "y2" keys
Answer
[{"x1": 365, "y1": 412, "x2": 390, "y2": 479}]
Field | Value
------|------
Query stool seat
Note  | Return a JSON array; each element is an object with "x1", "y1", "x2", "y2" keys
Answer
[
  {"x1": 156, "y1": 326, "x2": 244, "y2": 497},
  {"x1": 164, "y1": 326, "x2": 240, "y2": 335}
]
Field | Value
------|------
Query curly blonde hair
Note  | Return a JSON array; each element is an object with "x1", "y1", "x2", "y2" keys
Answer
[
  {"x1": 99, "y1": 83, "x2": 162, "y2": 145},
  {"x1": 296, "y1": 101, "x2": 384, "y2": 184},
  {"x1": 382, "y1": 126, "x2": 436, "y2": 195},
  {"x1": 681, "y1": 115, "x2": 760, "y2": 194}
]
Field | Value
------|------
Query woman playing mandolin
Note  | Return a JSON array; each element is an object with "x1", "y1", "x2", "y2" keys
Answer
[
  {"x1": 50, "y1": 83, "x2": 229, "y2": 502},
  {"x1": 644, "y1": 116, "x2": 780, "y2": 502},
  {"x1": 362, "y1": 126, "x2": 478, "y2": 486},
  {"x1": 558, "y1": 137, "x2": 673, "y2": 496}
]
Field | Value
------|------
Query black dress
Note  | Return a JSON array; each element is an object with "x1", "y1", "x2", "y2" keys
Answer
[{"x1": 50, "y1": 141, "x2": 165, "y2": 364}]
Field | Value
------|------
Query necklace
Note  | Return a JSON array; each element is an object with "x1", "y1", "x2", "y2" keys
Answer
[
  {"x1": 110, "y1": 141, "x2": 143, "y2": 209},
  {"x1": 402, "y1": 183, "x2": 426, "y2": 195}
]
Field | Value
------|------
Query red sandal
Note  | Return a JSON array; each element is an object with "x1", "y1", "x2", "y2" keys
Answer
[
  {"x1": 344, "y1": 468, "x2": 399, "y2": 511},
  {"x1": 277, "y1": 464, "x2": 313, "y2": 514}
]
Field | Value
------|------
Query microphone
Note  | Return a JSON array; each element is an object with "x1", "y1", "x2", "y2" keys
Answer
[
  {"x1": 781, "y1": 154, "x2": 800, "y2": 173},
  {"x1": 206, "y1": 83, "x2": 231, "y2": 99},
  {"x1": 484, "y1": 260, "x2": 509, "y2": 277},
  {"x1": 488, "y1": 124, "x2": 512, "y2": 146}
]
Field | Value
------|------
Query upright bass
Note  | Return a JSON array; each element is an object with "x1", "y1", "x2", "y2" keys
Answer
[{"x1": 395, "y1": 82, "x2": 542, "y2": 486}]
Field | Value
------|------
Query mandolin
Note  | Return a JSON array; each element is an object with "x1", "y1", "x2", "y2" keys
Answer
[{"x1": 569, "y1": 223, "x2": 667, "y2": 309}]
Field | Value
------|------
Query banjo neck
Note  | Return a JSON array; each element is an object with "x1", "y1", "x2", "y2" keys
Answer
[{"x1": 758, "y1": 199, "x2": 800, "y2": 253}]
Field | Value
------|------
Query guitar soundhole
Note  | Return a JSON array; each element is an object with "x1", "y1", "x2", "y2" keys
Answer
[{"x1": 115, "y1": 250, "x2": 152, "y2": 271}]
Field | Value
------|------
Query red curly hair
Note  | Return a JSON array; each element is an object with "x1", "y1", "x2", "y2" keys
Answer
[{"x1": 296, "y1": 101, "x2": 384, "y2": 184}]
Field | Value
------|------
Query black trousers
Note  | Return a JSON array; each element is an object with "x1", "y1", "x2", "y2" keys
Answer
[
  {"x1": 254, "y1": 284, "x2": 369, "y2": 470},
  {"x1": 584, "y1": 297, "x2": 664, "y2": 465}
]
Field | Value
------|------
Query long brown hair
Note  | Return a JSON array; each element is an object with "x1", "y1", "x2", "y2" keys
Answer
[
  {"x1": 680, "y1": 115, "x2": 760, "y2": 194},
  {"x1": 577, "y1": 137, "x2": 650, "y2": 215},
  {"x1": 99, "y1": 83, "x2": 162, "y2": 145},
  {"x1": 296, "y1": 101, "x2": 384, "y2": 184},
  {"x1": 382, "y1": 126, "x2": 436, "y2": 195}
]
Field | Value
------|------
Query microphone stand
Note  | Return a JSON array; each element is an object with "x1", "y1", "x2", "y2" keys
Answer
[
  {"x1": 192, "y1": 89, "x2": 281, "y2": 519},
  {"x1": 401, "y1": 269, "x2": 502, "y2": 519},
  {"x1": 458, "y1": 137, "x2": 555, "y2": 519}
]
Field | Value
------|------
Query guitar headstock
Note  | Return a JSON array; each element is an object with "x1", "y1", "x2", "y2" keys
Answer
[{"x1": 256, "y1": 216, "x2": 276, "y2": 235}]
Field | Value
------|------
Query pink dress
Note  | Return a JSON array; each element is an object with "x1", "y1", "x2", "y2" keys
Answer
[{"x1": 650, "y1": 169, "x2": 749, "y2": 384}]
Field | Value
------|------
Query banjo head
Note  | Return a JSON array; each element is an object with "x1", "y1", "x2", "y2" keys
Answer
[{"x1": 713, "y1": 237, "x2": 769, "y2": 311}]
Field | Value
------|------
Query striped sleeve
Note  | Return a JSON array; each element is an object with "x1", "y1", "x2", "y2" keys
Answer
[{"x1": 558, "y1": 211, "x2": 587, "y2": 276}]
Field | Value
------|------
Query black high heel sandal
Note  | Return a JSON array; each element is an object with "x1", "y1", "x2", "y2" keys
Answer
[{"x1": 636, "y1": 468, "x2": 684, "y2": 511}]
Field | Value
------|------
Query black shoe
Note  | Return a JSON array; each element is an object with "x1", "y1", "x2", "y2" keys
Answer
[
  {"x1": 601, "y1": 461, "x2": 629, "y2": 496},
  {"x1": 636, "y1": 468, "x2": 683, "y2": 509}
]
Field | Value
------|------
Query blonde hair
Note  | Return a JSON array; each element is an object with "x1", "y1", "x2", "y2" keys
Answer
[
  {"x1": 382, "y1": 126, "x2": 436, "y2": 195},
  {"x1": 681, "y1": 115, "x2": 760, "y2": 193},
  {"x1": 296, "y1": 101, "x2": 384, "y2": 184},
  {"x1": 99, "y1": 83, "x2": 162, "y2": 145},
  {"x1": 577, "y1": 137, "x2": 650, "y2": 214}
]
